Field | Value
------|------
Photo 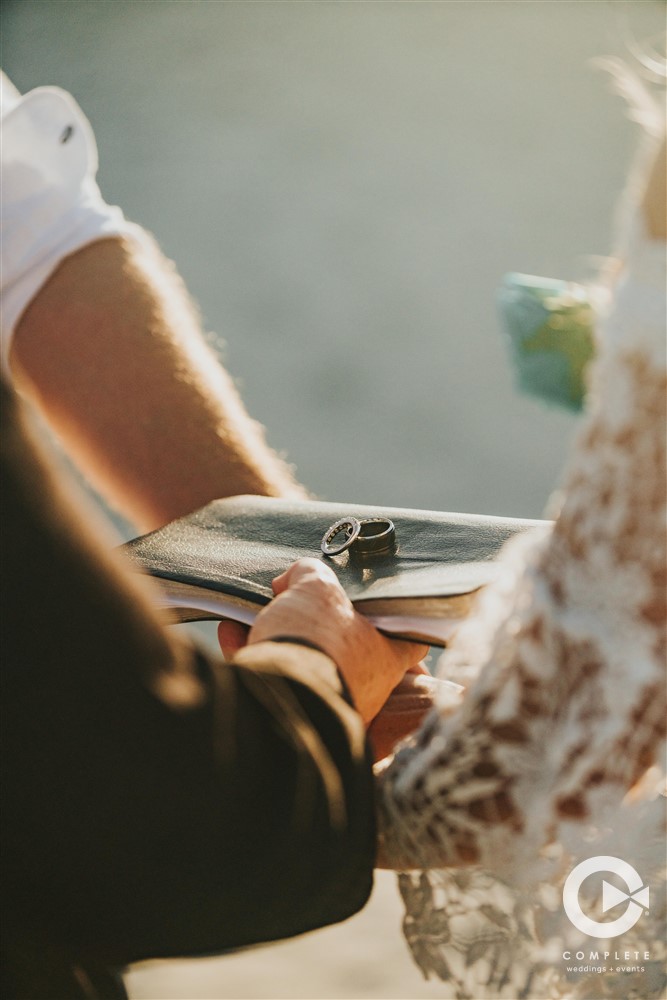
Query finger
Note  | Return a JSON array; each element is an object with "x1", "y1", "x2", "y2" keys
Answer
[
  {"x1": 407, "y1": 660, "x2": 431, "y2": 676},
  {"x1": 272, "y1": 557, "x2": 338, "y2": 595},
  {"x1": 367, "y1": 705, "x2": 433, "y2": 762},
  {"x1": 383, "y1": 636, "x2": 431, "y2": 674},
  {"x1": 271, "y1": 565, "x2": 294, "y2": 596},
  {"x1": 217, "y1": 620, "x2": 250, "y2": 659},
  {"x1": 389, "y1": 672, "x2": 441, "y2": 699}
]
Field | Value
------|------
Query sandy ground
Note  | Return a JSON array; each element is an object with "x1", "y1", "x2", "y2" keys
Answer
[
  {"x1": 3, "y1": 1, "x2": 664, "y2": 997},
  {"x1": 126, "y1": 872, "x2": 451, "y2": 1000}
]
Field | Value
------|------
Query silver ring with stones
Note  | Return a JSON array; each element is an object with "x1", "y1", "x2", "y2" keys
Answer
[{"x1": 321, "y1": 517, "x2": 361, "y2": 556}]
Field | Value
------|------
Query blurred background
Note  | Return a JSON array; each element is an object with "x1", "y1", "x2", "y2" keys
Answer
[{"x1": 2, "y1": 1, "x2": 664, "y2": 998}]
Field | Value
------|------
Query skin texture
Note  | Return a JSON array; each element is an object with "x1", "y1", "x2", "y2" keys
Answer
[
  {"x1": 366, "y1": 672, "x2": 461, "y2": 763},
  {"x1": 11, "y1": 231, "x2": 427, "y2": 735},
  {"x1": 10, "y1": 236, "x2": 306, "y2": 532},
  {"x1": 220, "y1": 612, "x2": 438, "y2": 761},
  {"x1": 219, "y1": 558, "x2": 429, "y2": 727}
]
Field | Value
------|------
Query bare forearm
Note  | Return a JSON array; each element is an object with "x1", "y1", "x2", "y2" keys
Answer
[{"x1": 10, "y1": 236, "x2": 306, "y2": 530}]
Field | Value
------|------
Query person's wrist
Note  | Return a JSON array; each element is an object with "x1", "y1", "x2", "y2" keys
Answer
[
  {"x1": 246, "y1": 635, "x2": 359, "y2": 711},
  {"x1": 259, "y1": 634, "x2": 328, "y2": 656},
  {"x1": 248, "y1": 608, "x2": 350, "y2": 670}
]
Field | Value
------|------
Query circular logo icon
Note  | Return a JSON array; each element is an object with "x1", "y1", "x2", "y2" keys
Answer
[{"x1": 563, "y1": 856, "x2": 649, "y2": 938}]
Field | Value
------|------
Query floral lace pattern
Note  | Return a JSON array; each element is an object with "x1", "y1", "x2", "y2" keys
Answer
[{"x1": 376, "y1": 185, "x2": 666, "y2": 997}]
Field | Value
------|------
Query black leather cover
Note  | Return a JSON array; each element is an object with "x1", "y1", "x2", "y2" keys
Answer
[{"x1": 124, "y1": 495, "x2": 547, "y2": 609}]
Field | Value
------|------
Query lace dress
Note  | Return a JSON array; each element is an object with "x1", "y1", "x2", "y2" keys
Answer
[{"x1": 375, "y1": 168, "x2": 666, "y2": 998}]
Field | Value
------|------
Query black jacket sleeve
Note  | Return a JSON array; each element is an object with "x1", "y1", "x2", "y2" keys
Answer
[{"x1": 1, "y1": 382, "x2": 376, "y2": 972}]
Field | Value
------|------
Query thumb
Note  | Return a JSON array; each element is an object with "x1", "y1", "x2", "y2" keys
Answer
[{"x1": 271, "y1": 557, "x2": 337, "y2": 595}]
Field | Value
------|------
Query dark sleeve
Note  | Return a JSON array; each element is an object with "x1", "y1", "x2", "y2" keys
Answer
[{"x1": 0, "y1": 382, "x2": 376, "y2": 966}]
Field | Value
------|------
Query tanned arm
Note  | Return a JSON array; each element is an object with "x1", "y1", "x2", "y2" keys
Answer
[{"x1": 10, "y1": 235, "x2": 306, "y2": 531}]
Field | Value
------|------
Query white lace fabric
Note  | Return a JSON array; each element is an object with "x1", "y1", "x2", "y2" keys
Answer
[{"x1": 375, "y1": 202, "x2": 666, "y2": 998}]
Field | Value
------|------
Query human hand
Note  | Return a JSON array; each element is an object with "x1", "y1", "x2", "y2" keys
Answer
[
  {"x1": 219, "y1": 624, "x2": 431, "y2": 674},
  {"x1": 221, "y1": 558, "x2": 428, "y2": 724},
  {"x1": 218, "y1": 620, "x2": 251, "y2": 659},
  {"x1": 368, "y1": 673, "x2": 463, "y2": 762}
]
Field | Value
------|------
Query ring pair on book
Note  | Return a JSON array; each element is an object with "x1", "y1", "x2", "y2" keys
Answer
[{"x1": 321, "y1": 517, "x2": 396, "y2": 558}]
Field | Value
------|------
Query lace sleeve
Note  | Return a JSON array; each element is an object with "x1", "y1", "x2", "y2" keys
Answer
[{"x1": 375, "y1": 211, "x2": 665, "y2": 996}]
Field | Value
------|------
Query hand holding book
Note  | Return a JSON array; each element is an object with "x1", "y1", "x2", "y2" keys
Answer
[
  {"x1": 216, "y1": 557, "x2": 465, "y2": 753},
  {"x1": 125, "y1": 494, "x2": 544, "y2": 646},
  {"x1": 218, "y1": 556, "x2": 429, "y2": 726}
]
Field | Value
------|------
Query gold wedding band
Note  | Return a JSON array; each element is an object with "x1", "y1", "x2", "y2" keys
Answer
[{"x1": 352, "y1": 517, "x2": 396, "y2": 556}]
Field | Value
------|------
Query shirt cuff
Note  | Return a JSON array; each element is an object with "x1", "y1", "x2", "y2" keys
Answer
[{"x1": 233, "y1": 639, "x2": 342, "y2": 692}]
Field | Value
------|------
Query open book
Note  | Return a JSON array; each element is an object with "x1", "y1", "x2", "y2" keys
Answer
[{"x1": 124, "y1": 496, "x2": 546, "y2": 646}]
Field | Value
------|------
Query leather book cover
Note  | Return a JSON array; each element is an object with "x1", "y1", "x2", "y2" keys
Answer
[{"x1": 124, "y1": 495, "x2": 546, "y2": 618}]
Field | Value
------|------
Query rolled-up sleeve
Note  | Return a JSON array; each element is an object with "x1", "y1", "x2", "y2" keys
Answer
[{"x1": 0, "y1": 73, "x2": 145, "y2": 373}]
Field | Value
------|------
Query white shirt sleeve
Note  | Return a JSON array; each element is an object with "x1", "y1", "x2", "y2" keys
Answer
[{"x1": 0, "y1": 72, "x2": 145, "y2": 374}]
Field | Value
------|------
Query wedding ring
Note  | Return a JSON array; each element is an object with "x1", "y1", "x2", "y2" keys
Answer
[
  {"x1": 353, "y1": 517, "x2": 396, "y2": 556},
  {"x1": 321, "y1": 517, "x2": 361, "y2": 556}
]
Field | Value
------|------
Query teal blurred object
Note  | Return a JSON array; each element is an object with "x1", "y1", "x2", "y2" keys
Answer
[{"x1": 497, "y1": 273, "x2": 596, "y2": 412}]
